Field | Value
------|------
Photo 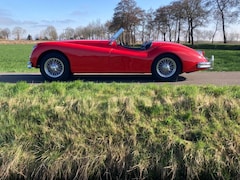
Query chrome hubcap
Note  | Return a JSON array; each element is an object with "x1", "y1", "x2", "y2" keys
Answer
[
  {"x1": 44, "y1": 58, "x2": 64, "y2": 78},
  {"x1": 156, "y1": 58, "x2": 177, "y2": 78}
]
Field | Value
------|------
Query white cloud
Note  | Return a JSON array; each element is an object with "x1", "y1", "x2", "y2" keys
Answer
[
  {"x1": 69, "y1": 10, "x2": 87, "y2": 16},
  {"x1": 0, "y1": 16, "x2": 18, "y2": 26},
  {"x1": 0, "y1": 8, "x2": 11, "y2": 16}
]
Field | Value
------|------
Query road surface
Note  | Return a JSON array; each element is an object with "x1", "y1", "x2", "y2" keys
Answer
[{"x1": 0, "y1": 72, "x2": 239, "y2": 85}]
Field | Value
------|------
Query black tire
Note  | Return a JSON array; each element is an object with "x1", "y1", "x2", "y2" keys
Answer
[
  {"x1": 40, "y1": 52, "x2": 70, "y2": 81},
  {"x1": 151, "y1": 54, "x2": 181, "y2": 82}
]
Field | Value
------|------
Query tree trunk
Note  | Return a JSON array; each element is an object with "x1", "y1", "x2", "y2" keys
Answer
[
  {"x1": 168, "y1": 26, "x2": 172, "y2": 42},
  {"x1": 221, "y1": 12, "x2": 227, "y2": 43},
  {"x1": 187, "y1": 22, "x2": 191, "y2": 44},
  {"x1": 190, "y1": 19, "x2": 194, "y2": 45},
  {"x1": 141, "y1": 23, "x2": 145, "y2": 42},
  {"x1": 163, "y1": 32, "x2": 166, "y2": 41},
  {"x1": 177, "y1": 20, "x2": 181, "y2": 43}
]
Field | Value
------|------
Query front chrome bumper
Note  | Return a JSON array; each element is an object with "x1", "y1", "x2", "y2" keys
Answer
[
  {"x1": 197, "y1": 55, "x2": 214, "y2": 69},
  {"x1": 27, "y1": 61, "x2": 32, "y2": 68}
]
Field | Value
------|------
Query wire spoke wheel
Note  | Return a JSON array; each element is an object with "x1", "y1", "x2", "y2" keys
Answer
[
  {"x1": 40, "y1": 52, "x2": 70, "y2": 81},
  {"x1": 44, "y1": 58, "x2": 64, "y2": 78},
  {"x1": 152, "y1": 54, "x2": 181, "y2": 82},
  {"x1": 156, "y1": 57, "x2": 177, "y2": 78}
]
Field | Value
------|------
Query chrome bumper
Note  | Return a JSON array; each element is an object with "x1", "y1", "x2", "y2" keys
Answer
[
  {"x1": 197, "y1": 55, "x2": 214, "y2": 69},
  {"x1": 27, "y1": 61, "x2": 32, "y2": 68}
]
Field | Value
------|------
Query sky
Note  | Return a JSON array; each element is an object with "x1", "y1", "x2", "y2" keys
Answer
[{"x1": 0, "y1": 0, "x2": 172, "y2": 39}]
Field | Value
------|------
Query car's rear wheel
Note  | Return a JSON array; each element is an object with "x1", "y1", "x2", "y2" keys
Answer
[
  {"x1": 40, "y1": 52, "x2": 70, "y2": 81},
  {"x1": 152, "y1": 54, "x2": 181, "y2": 81}
]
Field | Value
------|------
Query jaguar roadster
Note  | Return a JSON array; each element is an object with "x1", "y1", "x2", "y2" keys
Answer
[{"x1": 28, "y1": 28, "x2": 213, "y2": 81}]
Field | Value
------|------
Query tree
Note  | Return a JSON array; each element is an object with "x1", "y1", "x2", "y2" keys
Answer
[
  {"x1": 210, "y1": 0, "x2": 239, "y2": 43},
  {"x1": 210, "y1": 18, "x2": 219, "y2": 43},
  {"x1": 0, "y1": 28, "x2": 11, "y2": 40},
  {"x1": 170, "y1": 1, "x2": 186, "y2": 43},
  {"x1": 60, "y1": 27, "x2": 75, "y2": 40},
  {"x1": 154, "y1": 7, "x2": 168, "y2": 41},
  {"x1": 27, "y1": 34, "x2": 33, "y2": 40},
  {"x1": 12, "y1": 27, "x2": 26, "y2": 40},
  {"x1": 110, "y1": 0, "x2": 144, "y2": 44},
  {"x1": 155, "y1": 5, "x2": 176, "y2": 41},
  {"x1": 144, "y1": 9, "x2": 155, "y2": 41},
  {"x1": 87, "y1": 19, "x2": 108, "y2": 39},
  {"x1": 44, "y1": 26, "x2": 58, "y2": 40},
  {"x1": 182, "y1": 0, "x2": 209, "y2": 45},
  {"x1": 74, "y1": 20, "x2": 108, "y2": 40},
  {"x1": 74, "y1": 26, "x2": 84, "y2": 39}
]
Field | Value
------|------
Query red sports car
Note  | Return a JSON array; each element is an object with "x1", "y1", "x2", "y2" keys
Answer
[{"x1": 28, "y1": 28, "x2": 213, "y2": 81}]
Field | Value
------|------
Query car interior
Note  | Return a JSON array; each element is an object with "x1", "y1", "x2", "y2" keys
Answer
[{"x1": 120, "y1": 41, "x2": 152, "y2": 51}]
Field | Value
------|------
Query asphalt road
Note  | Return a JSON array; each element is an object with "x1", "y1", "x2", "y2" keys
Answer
[{"x1": 0, "y1": 72, "x2": 239, "y2": 85}]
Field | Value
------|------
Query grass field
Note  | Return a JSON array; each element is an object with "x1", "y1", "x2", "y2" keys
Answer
[
  {"x1": 0, "y1": 82, "x2": 239, "y2": 179},
  {"x1": 0, "y1": 42, "x2": 240, "y2": 72},
  {"x1": 0, "y1": 44, "x2": 38, "y2": 73},
  {"x1": 204, "y1": 49, "x2": 240, "y2": 71}
]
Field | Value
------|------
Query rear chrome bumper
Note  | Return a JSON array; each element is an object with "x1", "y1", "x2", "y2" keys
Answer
[{"x1": 197, "y1": 55, "x2": 214, "y2": 69}]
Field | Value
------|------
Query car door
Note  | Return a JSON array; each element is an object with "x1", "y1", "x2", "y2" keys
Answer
[
  {"x1": 108, "y1": 45, "x2": 152, "y2": 73},
  {"x1": 69, "y1": 41, "x2": 112, "y2": 73}
]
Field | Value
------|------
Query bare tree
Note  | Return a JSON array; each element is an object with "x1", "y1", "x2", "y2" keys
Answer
[
  {"x1": 170, "y1": 1, "x2": 186, "y2": 43},
  {"x1": 12, "y1": 27, "x2": 26, "y2": 40},
  {"x1": 155, "y1": 5, "x2": 175, "y2": 41},
  {"x1": 60, "y1": 27, "x2": 75, "y2": 40},
  {"x1": 80, "y1": 26, "x2": 93, "y2": 39},
  {"x1": 74, "y1": 21, "x2": 108, "y2": 40},
  {"x1": 65, "y1": 27, "x2": 75, "y2": 39},
  {"x1": 87, "y1": 19, "x2": 108, "y2": 39},
  {"x1": 74, "y1": 26, "x2": 84, "y2": 39},
  {"x1": 0, "y1": 28, "x2": 11, "y2": 39},
  {"x1": 110, "y1": 0, "x2": 144, "y2": 44},
  {"x1": 144, "y1": 9, "x2": 155, "y2": 41},
  {"x1": 182, "y1": 0, "x2": 209, "y2": 45},
  {"x1": 138, "y1": 9, "x2": 146, "y2": 42},
  {"x1": 210, "y1": 18, "x2": 219, "y2": 43},
  {"x1": 210, "y1": 0, "x2": 239, "y2": 43},
  {"x1": 44, "y1": 26, "x2": 58, "y2": 40}
]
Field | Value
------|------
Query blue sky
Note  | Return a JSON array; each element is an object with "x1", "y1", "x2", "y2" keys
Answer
[{"x1": 0, "y1": 0, "x2": 172, "y2": 38}]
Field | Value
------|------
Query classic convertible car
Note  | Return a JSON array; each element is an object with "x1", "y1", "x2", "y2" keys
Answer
[{"x1": 28, "y1": 28, "x2": 213, "y2": 81}]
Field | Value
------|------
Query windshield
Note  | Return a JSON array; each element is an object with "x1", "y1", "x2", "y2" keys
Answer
[{"x1": 109, "y1": 28, "x2": 124, "y2": 43}]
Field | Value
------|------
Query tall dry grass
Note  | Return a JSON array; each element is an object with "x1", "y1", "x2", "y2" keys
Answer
[
  {"x1": 0, "y1": 40, "x2": 45, "y2": 44},
  {"x1": 0, "y1": 82, "x2": 239, "y2": 179}
]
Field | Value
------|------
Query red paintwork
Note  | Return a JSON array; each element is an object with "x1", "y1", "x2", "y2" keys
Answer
[{"x1": 30, "y1": 39, "x2": 209, "y2": 74}]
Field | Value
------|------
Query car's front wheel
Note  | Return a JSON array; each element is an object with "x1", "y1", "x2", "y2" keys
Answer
[
  {"x1": 152, "y1": 54, "x2": 181, "y2": 82},
  {"x1": 40, "y1": 52, "x2": 71, "y2": 81}
]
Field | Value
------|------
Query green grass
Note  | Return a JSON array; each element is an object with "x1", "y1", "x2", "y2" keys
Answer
[
  {"x1": 0, "y1": 43, "x2": 240, "y2": 72},
  {"x1": 0, "y1": 44, "x2": 38, "y2": 73},
  {"x1": 204, "y1": 49, "x2": 240, "y2": 71},
  {"x1": 0, "y1": 82, "x2": 239, "y2": 179}
]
